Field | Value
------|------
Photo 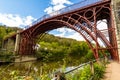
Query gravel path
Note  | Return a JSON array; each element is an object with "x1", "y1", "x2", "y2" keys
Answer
[{"x1": 103, "y1": 61, "x2": 120, "y2": 80}]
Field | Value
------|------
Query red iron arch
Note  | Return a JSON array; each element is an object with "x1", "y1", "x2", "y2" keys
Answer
[{"x1": 18, "y1": 0, "x2": 119, "y2": 61}]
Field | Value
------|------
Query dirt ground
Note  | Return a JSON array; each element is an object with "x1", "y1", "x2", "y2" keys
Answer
[{"x1": 102, "y1": 61, "x2": 120, "y2": 80}]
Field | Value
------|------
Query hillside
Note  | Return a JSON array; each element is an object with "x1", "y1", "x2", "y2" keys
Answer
[
  {"x1": 36, "y1": 33, "x2": 94, "y2": 62},
  {"x1": 0, "y1": 25, "x2": 95, "y2": 63},
  {"x1": 0, "y1": 25, "x2": 22, "y2": 48}
]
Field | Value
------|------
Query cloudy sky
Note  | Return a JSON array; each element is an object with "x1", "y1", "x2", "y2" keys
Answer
[{"x1": 0, "y1": 0, "x2": 105, "y2": 41}]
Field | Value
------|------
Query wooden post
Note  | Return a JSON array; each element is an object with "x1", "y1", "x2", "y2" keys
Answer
[
  {"x1": 52, "y1": 71, "x2": 66, "y2": 80},
  {"x1": 105, "y1": 56, "x2": 108, "y2": 63},
  {"x1": 90, "y1": 61, "x2": 94, "y2": 75},
  {"x1": 14, "y1": 30, "x2": 20, "y2": 54}
]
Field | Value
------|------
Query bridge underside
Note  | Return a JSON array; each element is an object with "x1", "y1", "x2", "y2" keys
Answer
[{"x1": 18, "y1": 0, "x2": 119, "y2": 61}]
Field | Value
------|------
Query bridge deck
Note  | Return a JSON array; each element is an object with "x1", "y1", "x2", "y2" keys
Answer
[
  {"x1": 103, "y1": 61, "x2": 120, "y2": 80},
  {"x1": 25, "y1": 0, "x2": 105, "y2": 29}
]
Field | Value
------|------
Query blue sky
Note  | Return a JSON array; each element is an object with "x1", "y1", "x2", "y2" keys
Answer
[
  {"x1": 0, "y1": 0, "x2": 82, "y2": 19},
  {"x1": 0, "y1": 0, "x2": 86, "y2": 41},
  {"x1": 0, "y1": 0, "x2": 107, "y2": 42}
]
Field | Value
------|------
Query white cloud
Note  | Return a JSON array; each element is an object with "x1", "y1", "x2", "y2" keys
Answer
[
  {"x1": 50, "y1": 20, "x2": 108, "y2": 41},
  {"x1": 97, "y1": 19, "x2": 107, "y2": 30},
  {"x1": 66, "y1": 32, "x2": 85, "y2": 41},
  {"x1": 44, "y1": 1, "x2": 108, "y2": 42},
  {"x1": 53, "y1": 4, "x2": 65, "y2": 11},
  {"x1": 56, "y1": 28, "x2": 74, "y2": 36},
  {"x1": 44, "y1": 7, "x2": 53, "y2": 14},
  {"x1": 50, "y1": 28, "x2": 85, "y2": 41},
  {"x1": 0, "y1": 13, "x2": 36, "y2": 28},
  {"x1": 44, "y1": 0, "x2": 73, "y2": 14},
  {"x1": 51, "y1": 0, "x2": 72, "y2": 5},
  {"x1": 54, "y1": 28, "x2": 69, "y2": 37},
  {"x1": 56, "y1": 28, "x2": 67, "y2": 32},
  {"x1": 44, "y1": 0, "x2": 84, "y2": 41}
]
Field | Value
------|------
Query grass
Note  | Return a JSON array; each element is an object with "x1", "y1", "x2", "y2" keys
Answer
[{"x1": 0, "y1": 59, "x2": 106, "y2": 80}]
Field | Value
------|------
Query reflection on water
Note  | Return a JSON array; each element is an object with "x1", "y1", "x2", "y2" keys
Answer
[{"x1": 0, "y1": 57, "x2": 85, "y2": 79}]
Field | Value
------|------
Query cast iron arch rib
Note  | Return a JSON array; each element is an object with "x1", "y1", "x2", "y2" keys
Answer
[
  {"x1": 18, "y1": 0, "x2": 119, "y2": 61},
  {"x1": 30, "y1": 19, "x2": 103, "y2": 58}
]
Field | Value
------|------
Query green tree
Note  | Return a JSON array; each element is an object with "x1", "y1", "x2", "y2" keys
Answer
[
  {"x1": 35, "y1": 33, "x2": 95, "y2": 62},
  {"x1": 0, "y1": 27, "x2": 6, "y2": 48}
]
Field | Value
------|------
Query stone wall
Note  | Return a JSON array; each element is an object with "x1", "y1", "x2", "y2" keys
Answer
[
  {"x1": 112, "y1": 0, "x2": 120, "y2": 61},
  {"x1": 3, "y1": 38, "x2": 15, "y2": 52}
]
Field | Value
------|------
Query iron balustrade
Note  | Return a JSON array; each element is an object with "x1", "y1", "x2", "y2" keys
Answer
[
  {"x1": 25, "y1": 0, "x2": 105, "y2": 29},
  {"x1": 51, "y1": 57, "x2": 108, "y2": 80},
  {"x1": 64, "y1": 60, "x2": 96, "y2": 74}
]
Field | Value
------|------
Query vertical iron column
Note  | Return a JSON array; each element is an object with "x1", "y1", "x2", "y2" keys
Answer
[
  {"x1": 111, "y1": 0, "x2": 120, "y2": 61},
  {"x1": 93, "y1": 8, "x2": 99, "y2": 60}
]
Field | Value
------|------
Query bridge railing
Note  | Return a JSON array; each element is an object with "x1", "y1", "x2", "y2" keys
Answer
[
  {"x1": 25, "y1": 0, "x2": 104, "y2": 29},
  {"x1": 51, "y1": 57, "x2": 108, "y2": 80}
]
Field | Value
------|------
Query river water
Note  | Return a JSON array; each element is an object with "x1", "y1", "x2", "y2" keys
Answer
[{"x1": 0, "y1": 57, "x2": 85, "y2": 79}]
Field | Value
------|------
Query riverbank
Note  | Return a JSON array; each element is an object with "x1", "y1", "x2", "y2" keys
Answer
[{"x1": 14, "y1": 56, "x2": 37, "y2": 62}]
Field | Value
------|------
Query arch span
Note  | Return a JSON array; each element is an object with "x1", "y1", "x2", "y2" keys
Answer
[{"x1": 18, "y1": 0, "x2": 119, "y2": 61}]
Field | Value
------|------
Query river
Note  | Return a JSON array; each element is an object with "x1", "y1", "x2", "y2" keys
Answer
[{"x1": 0, "y1": 57, "x2": 86, "y2": 79}]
